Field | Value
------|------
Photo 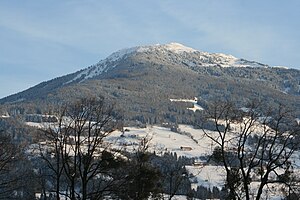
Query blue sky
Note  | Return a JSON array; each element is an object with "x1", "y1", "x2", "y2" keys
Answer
[{"x1": 0, "y1": 0, "x2": 299, "y2": 98}]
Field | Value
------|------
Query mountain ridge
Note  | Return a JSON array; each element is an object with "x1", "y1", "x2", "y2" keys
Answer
[{"x1": 66, "y1": 42, "x2": 270, "y2": 84}]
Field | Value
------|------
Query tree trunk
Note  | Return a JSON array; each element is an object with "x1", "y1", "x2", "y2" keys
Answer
[
  {"x1": 256, "y1": 174, "x2": 268, "y2": 200},
  {"x1": 56, "y1": 177, "x2": 60, "y2": 200},
  {"x1": 82, "y1": 180, "x2": 87, "y2": 200}
]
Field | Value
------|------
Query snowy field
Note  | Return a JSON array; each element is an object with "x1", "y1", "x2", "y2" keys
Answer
[
  {"x1": 26, "y1": 119, "x2": 300, "y2": 199},
  {"x1": 105, "y1": 124, "x2": 300, "y2": 199}
]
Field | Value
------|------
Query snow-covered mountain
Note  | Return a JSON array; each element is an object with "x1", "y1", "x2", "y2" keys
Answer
[{"x1": 1, "y1": 42, "x2": 300, "y2": 121}]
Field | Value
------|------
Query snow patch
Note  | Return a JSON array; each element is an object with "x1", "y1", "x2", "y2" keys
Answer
[
  {"x1": 296, "y1": 118, "x2": 300, "y2": 125},
  {"x1": 186, "y1": 165, "x2": 225, "y2": 190},
  {"x1": 0, "y1": 113, "x2": 10, "y2": 118},
  {"x1": 284, "y1": 86, "x2": 291, "y2": 93},
  {"x1": 106, "y1": 47, "x2": 140, "y2": 62},
  {"x1": 170, "y1": 97, "x2": 204, "y2": 112},
  {"x1": 65, "y1": 63, "x2": 116, "y2": 84},
  {"x1": 163, "y1": 42, "x2": 197, "y2": 53},
  {"x1": 106, "y1": 42, "x2": 198, "y2": 62},
  {"x1": 273, "y1": 65, "x2": 290, "y2": 69}
]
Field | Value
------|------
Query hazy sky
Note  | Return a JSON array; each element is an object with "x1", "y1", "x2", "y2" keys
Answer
[{"x1": 0, "y1": 0, "x2": 299, "y2": 98}]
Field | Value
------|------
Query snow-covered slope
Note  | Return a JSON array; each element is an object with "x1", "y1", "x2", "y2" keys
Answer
[
  {"x1": 27, "y1": 120, "x2": 300, "y2": 199},
  {"x1": 66, "y1": 42, "x2": 268, "y2": 84},
  {"x1": 106, "y1": 124, "x2": 300, "y2": 199}
]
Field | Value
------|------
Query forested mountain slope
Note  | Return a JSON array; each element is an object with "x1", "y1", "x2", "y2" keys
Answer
[{"x1": 1, "y1": 43, "x2": 300, "y2": 121}]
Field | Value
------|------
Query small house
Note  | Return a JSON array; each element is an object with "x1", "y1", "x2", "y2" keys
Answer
[{"x1": 180, "y1": 146, "x2": 193, "y2": 151}]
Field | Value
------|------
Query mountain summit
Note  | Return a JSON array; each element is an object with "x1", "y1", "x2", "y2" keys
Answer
[
  {"x1": 1, "y1": 43, "x2": 300, "y2": 121},
  {"x1": 66, "y1": 42, "x2": 268, "y2": 84}
]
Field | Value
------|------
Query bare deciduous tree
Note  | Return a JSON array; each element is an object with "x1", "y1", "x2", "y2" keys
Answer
[
  {"x1": 202, "y1": 101, "x2": 300, "y2": 200},
  {"x1": 39, "y1": 97, "x2": 122, "y2": 200},
  {"x1": 0, "y1": 131, "x2": 30, "y2": 199}
]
